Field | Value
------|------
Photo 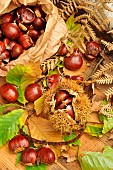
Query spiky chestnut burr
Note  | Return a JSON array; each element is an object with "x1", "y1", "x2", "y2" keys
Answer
[{"x1": 41, "y1": 78, "x2": 91, "y2": 134}]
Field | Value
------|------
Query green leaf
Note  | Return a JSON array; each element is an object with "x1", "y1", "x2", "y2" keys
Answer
[
  {"x1": 6, "y1": 64, "x2": 37, "y2": 104},
  {"x1": 102, "y1": 117, "x2": 113, "y2": 134},
  {"x1": 0, "y1": 109, "x2": 27, "y2": 147},
  {"x1": 99, "y1": 114, "x2": 107, "y2": 122},
  {"x1": 63, "y1": 132, "x2": 80, "y2": 146},
  {"x1": 0, "y1": 103, "x2": 19, "y2": 115},
  {"x1": 84, "y1": 123, "x2": 103, "y2": 137},
  {"x1": 17, "y1": 87, "x2": 26, "y2": 104},
  {"x1": 80, "y1": 146, "x2": 113, "y2": 170},
  {"x1": 26, "y1": 164, "x2": 46, "y2": 170},
  {"x1": 16, "y1": 152, "x2": 22, "y2": 165},
  {"x1": 6, "y1": 64, "x2": 28, "y2": 87},
  {"x1": 66, "y1": 15, "x2": 76, "y2": 30}
]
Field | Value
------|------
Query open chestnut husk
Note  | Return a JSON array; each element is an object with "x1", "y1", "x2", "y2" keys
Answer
[{"x1": 42, "y1": 78, "x2": 91, "y2": 133}]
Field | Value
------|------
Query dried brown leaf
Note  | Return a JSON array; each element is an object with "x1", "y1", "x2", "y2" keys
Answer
[{"x1": 27, "y1": 115, "x2": 63, "y2": 142}]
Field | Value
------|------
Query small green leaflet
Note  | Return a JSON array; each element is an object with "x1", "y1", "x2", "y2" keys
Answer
[
  {"x1": 16, "y1": 152, "x2": 22, "y2": 165},
  {"x1": 0, "y1": 103, "x2": 19, "y2": 115},
  {"x1": 80, "y1": 146, "x2": 113, "y2": 170},
  {"x1": 63, "y1": 132, "x2": 80, "y2": 146},
  {"x1": 102, "y1": 118, "x2": 113, "y2": 134},
  {"x1": 84, "y1": 123, "x2": 103, "y2": 137},
  {"x1": 66, "y1": 15, "x2": 76, "y2": 30},
  {"x1": 26, "y1": 164, "x2": 46, "y2": 170},
  {"x1": 0, "y1": 109, "x2": 25, "y2": 147},
  {"x1": 6, "y1": 64, "x2": 28, "y2": 87}
]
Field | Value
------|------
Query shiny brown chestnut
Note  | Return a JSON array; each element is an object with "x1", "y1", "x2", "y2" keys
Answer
[
  {"x1": 57, "y1": 43, "x2": 68, "y2": 56},
  {"x1": 3, "y1": 38, "x2": 10, "y2": 48},
  {"x1": 9, "y1": 135, "x2": 30, "y2": 153},
  {"x1": 18, "y1": 34, "x2": 33, "y2": 49},
  {"x1": 47, "y1": 74, "x2": 61, "y2": 88},
  {"x1": 0, "y1": 13, "x2": 13, "y2": 24},
  {"x1": 55, "y1": 90, "x2": 70, "y2": 107},
  {"x1": 37, "y1": 147, "x2": 55, "y2": 164},
  {"x1": 25, "y1": 83, "x2": 43, "y2": 102},
  {"x1": 64, "y1": 49, "x2": 83, "y2": 71},
  {"x1": 0, "y1": 83, "x2": 18, "y2": 103},
  {"x1": 33, "y1": 17, "x2": 45, "y2": 31},
  {"x1": 0, "y1": 50, "x2": 10, "y2": 63},
  {"x1": 86, "y1": 41, "x2": 101, "y2": 57},
  {"x1": 0, "y1": 41, "x2": 5, "y2": 53},
  {"x1": 21, "y1": 148, "x2": 37, "y2": 165},
  {"x1": 1, "y1": 23, "x2": 20, "y2": 40},
  {"x1": 28, "y1": 29, "x2": 41, "y2": 41},
  {"x1": 11, "y1": 44, "x2": 23, "y2": 59}
]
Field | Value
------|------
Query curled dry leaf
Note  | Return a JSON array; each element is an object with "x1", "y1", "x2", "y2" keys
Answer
[
  {"x1": 0, "y1": 0, "x2": 68, "y2": 76},
  {"x1": 61, "y1": 145, "x2": 79, "y2": 163}
]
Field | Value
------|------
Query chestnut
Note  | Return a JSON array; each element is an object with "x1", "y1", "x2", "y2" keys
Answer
[
  {"x1": 1, "y1": 23, "x2": 20, "y2": 40},
  {"x1": 28, "y1": 29, "x2": 41, "y2": 41},
  {"x1": 11, "y1": 44, "x2": 23, "y2": 59},
  {"x1": 84, "y1": 54, "x2": 96, "y2": 61},
  {"x1": 57, "y1": 43, "x2": 68, "y2": 56},
  {"x1": 0, "y1": 50, "x2": 10, "y2": 63},
  {"x1": 0, "y1": 83, "x2": 18, "y2": 103},
  {"x1": 0, "y1": 41, "x2": 5, "y2": 53},
  {"x1": 71, "y1": 75, "x2": 84, "y2": 81},
  {"x1": 66, "y1": 104, "x2": 75, "y2": 119},
  {"x1": 0, "y1": 30, "x2": 3, "y2": 40},
  {"x1": 18, "y1": 34, "x2": 33, "y2": 49},
  {"x1": 21, "y1": 148, "x2": 37, "y2": 165},
  {"x1": 37, "y1": 147, "x2": 55, "y2": 164},
  {"x1": 7, "y1": 41, "x2": 17, "y2": 51},
  {"x1": 25, "y1": 83, "x2": 43, "y2": 102},
  {"x1": 55, "y1": 90, "x2": 70, "y2": 107},
  {"x1": 55, "y1": 96, "x2": 73, "y2": 110},
  {"x1": 9, "y1": 135, "x2": 30, "y2": 153},
  {"x1": 64, "y1": 49, "x2": 83, "y2": 71},
  {"x1": 33, "y1": 17, "x2": 45, "y2": 31},
  {"x1": 20, "y1": 8, "x2": 35, "y2": 24},
  {"x1": 3, "y1": 38, "x2": 10, "y2": 48},
  {"x1": 0, "y1": 13, "x2": 13, "y2": 24},
  {"x1": 86, "y1": 41, "x2": 101, "y2": 57},
  {"x1": 47, "y1": 74, "x2": 61, "y2": 88}
]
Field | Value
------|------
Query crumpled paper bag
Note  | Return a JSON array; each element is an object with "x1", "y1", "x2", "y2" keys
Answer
[{"x1": 0, "y1": 0, "x2": 68, "y2": 76}]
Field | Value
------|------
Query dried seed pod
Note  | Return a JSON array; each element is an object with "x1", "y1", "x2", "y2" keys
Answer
[{"x1": 41, "y1": 78, "x2": 91, "y2": 133}]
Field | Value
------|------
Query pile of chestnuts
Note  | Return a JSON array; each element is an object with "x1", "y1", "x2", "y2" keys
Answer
[
  {"x1": 9, "y1": 134, "x2": 55, "y2": 166},
  {"x1": 0, "y1": 5, "x2": 46, "y2": 67}
]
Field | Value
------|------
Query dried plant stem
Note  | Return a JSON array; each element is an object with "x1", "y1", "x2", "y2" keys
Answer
[
  {"x1": 85, "y1": 58, "x2": 104, "y2": 81},
  {"x1": 20, "y1": 129, "x2": 83, "y2": 146}
]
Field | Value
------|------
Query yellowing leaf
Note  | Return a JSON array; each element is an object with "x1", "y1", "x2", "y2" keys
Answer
[
  {"x1": 84, "y1": 123, "x2": 103, "y2": 137},
  {"x1": 34, "y1": 95, "x2": 45, "y2": 115}
]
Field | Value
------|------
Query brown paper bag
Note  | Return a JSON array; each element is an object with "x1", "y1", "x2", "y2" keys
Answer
[{"x1": 0, "y1": 0, "x2": 68, "y2": 76}]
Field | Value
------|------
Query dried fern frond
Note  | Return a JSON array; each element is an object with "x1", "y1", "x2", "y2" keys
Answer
[
  {"x1": 99, "y1": 103, "x2": 113, "y2": 117},
  {"x1": 95, "y1": 75, "x2": 113, "y2": 84},
  {"x1": 41, "y1": 56, "x2": 64, "y2": 73},
  {"x1": 105, "y1": 87, "x2": 113, "y2": 100},
  {"x1": 92, "y1": 61, "x2": 113, "y2": 79},
  {"x1": 101, "y1": 40, "x2": 113, "y2": 51}
]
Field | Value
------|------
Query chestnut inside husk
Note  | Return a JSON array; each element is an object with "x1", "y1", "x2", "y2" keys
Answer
[{"x1": 42, "y1": 78, "x2": 91, "y2": 133}]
